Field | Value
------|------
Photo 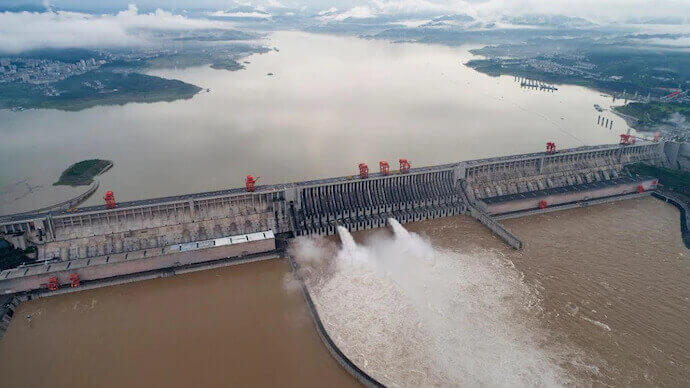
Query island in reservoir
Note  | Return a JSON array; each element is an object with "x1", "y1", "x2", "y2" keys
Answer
[{"x1": 54, "y1": 159, "x2": 113, "y2": 187}]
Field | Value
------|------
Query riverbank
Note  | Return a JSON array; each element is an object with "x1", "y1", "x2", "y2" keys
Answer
[
  {"x1": 613, "y1": 102, "x2": 690, "y2": 140},
  {"x1": 0, "y1": 72, "x2": 202, "y2": 112}
]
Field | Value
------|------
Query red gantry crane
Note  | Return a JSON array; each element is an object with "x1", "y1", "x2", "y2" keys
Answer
[
  {"x1": 399, "y1": 159, "x2": 411, "y2": 174},
  {"x1": 104, "y1": 191, "x2": 117, "y2": 209},
  {"x1": 379, "y1": 160, "x2": 390, "y2": 175},
  {"x1": 245, "y1": 175, "x2": 259, "y2": 192},
  {"x1": 619, "y1": 134, "x2": 636, "y2": 145},
  {"x1": 359, "y1": 163, "x2": 369, "y2": 179},
  {"x1": 546, "y1": 142, "x2": 556, "y2": 154},
  {"x1": 46, "y1": 276, "x2": 60, "y2": 291}
]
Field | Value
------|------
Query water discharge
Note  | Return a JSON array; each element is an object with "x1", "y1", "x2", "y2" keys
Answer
[{"x1": 292, "y1": 219, "x2": 585, "y2": 386}]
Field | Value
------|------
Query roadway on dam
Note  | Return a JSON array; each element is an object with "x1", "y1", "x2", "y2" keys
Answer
[{"x1": 0, "y1": 143, "x2": 633, "y2": 224}]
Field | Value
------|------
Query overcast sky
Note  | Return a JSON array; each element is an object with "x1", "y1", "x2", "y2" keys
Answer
[
  {"x1": 0, "y1": 1, "x2": 688, "y2": 54},
  {"x1": 3, "y1": 0, "x2": 689, "y2": 22}
]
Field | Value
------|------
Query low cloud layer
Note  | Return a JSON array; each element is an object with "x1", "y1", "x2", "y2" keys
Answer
[
  {"x1": 1, "y1": 1, "x2": 688, "y2": 54},
  {"x1": 319, "y1": 0, "x2": 690, "y2": 24},
  {"x1": 0, "y1": 4, "x2": 237, "y2": 54}
]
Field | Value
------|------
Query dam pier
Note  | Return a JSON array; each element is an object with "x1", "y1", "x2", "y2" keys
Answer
[{"x1": 0, "y1": 141, "x2": 667, "y2": 296}]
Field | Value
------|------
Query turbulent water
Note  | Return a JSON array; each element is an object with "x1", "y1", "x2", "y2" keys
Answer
[{"x1": 291, "y1": 219, "x2": 589, "y2": 386}]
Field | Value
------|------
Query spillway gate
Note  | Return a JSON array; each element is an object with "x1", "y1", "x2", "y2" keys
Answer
[{"x1": 290, "y1": 169, "x2": 467, "y2": 236}]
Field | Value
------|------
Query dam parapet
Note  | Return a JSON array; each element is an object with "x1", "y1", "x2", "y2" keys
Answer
[{"x1": 0, "y1": 141, "x2": 669, "y2": 294}]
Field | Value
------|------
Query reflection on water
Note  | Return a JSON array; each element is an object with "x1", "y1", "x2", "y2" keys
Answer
[{"x1": 1, "y1": 31, "x2": 628, "y2": 213}]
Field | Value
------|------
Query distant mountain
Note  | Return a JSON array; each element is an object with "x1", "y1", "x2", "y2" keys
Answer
[
  {"x1": 505, "y1": 14, "x2": 595, "y2": 28},
  {"x1": 624, "y1": 17, "x2": 689, "y2": 25},
  {"x1": 420, "y1": 14, "x2": 475, "y2": 28},
  {"x1": 207, "y1": 6, "x2": 272, "y2": 21}
]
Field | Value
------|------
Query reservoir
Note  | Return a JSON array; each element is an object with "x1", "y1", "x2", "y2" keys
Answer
[{"x1": 1, "y1": 31, "x2": 627, "y2": 214}]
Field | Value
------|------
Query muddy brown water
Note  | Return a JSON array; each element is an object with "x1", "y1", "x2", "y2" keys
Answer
[
  {"x1": 403, "y1": 196, "x2": 689, "y2": 386},
  {"x1": 0, "y1": 259, "x2": 358, "y2": 388},
  {"x1": 1, "y1": 197, "x2": 687, "y2": 386}
]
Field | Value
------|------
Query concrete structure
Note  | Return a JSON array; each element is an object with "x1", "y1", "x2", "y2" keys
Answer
[
  {"x1": 663, "y1": 141, "x2": 690, "y2": 171},
  {"x1": 653, "y1": 192, "x2": 690, "y2": 248},
  {"x1": 0, "y1": 141, "x2": 668, "y2": 294},
  {"x1": 289, "y1": 256, "x2": 384, "y2": 388},
  {"x1": 463, "y1": 143, "x2": 661, "y2": 216},
  {"x1": 0, "y1": 231, "x2": 275, "y2": 294}
]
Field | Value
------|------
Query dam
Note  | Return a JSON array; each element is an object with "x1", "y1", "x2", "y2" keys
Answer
[{"x1": 0, "y1": 140, "x2": 666, "y2": 296}]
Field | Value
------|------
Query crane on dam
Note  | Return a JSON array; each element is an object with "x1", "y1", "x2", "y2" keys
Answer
[
  {"x1": 620, "y1": 134, "x2": 636, "y2": 145},
  {"x1": 379, "y1": 161, "x2": 390, "y2": 175},
  {"x1": 358, "y1": 163, "x2": 369, "y2": 179},
  {"x1": 246, "y1": 175, "x2": 259, "y2": 192},
  {"x1": 546, "y1": 142, "x2": 556, "y2": 154},
  {"x1": 399, "y1": 159, "x2": 411, "y2": 174},
  {"x1": 104, "y1": 191, "x2": 117, "y2": 209}
]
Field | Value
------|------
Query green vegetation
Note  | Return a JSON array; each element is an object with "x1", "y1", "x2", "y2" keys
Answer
[
  {"x1": 0, "y1": 71, "x2": 202, "y2": 111},
  {"x1": 467, "y1": 42, "x2": 690, "y2": 97},
  {"x1": 16, "y1": 48, "x2": 105, "y2": 62},
  {"x1": 627, "y1": 163, "x2": 690, "y2": 196},
  {"x1": 54, "y1": 159, "x2": 113, "y2": 186},
  {"x1": 210, "y1": 59, "x2": 245, "y2": 71},
  {"x1": 615, "y1": 102, "x2": 690, "y2": 127},
  {"x1": 0, "y1": 240, "x2": 34, "y2": 272}
]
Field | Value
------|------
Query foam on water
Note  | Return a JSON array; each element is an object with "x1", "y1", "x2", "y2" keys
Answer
[{"x1": 290, "y1": 220, "x2": 578, "y2": 386}]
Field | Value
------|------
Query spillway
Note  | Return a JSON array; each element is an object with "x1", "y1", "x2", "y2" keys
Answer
[
  {"x1": 293, "y1": 218, "x2": 574, "y2": 386},
  {"x1": 0, "y1": 141, "x2": 668, "y2": 295}
]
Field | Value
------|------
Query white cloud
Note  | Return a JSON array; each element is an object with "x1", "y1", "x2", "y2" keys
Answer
[
  {"x1": 641, "y1": 36, "x2": 690, "y2": 47},
  {"x1": 267, "y1": 0, "x2": 285, "y2": 8},
  {"x1": 317, "y1": 7, "x2": 338, "y2": 16},
  {"x1": 208, "y1": 10, "x2": 272, "y2": 19},
  {"x1": 338, "y1": 5, "x2": 377, "y2": 19},
  {"x1": 0, "y1": 5, "x2": 240, "y2": 54},
  {"x1": 371, "y1": 0, "x2": 459, "y2": 16},
  {"x1": 318, "y1": 0, "x2": 690, "y2": 24},
  {"x1": 320, "y1": 5, "x2": 378, "y2": 21}
]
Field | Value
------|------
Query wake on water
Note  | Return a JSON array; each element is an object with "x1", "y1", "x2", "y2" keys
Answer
[{"x1": 289, "y1": 219, "x2": 581, "y2": 386}]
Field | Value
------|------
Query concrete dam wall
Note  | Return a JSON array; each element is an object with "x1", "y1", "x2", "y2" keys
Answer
[
  {"x1": 0, "y1": 141, "x2": 667, "y2": 293},
  {"x1": 291, "y1": 169, "x2": 466, "y2": 236}
]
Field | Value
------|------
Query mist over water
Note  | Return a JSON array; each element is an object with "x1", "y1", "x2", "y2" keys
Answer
[{"x1": 291, "y1": 219, "x2": 588, "y2": 386}]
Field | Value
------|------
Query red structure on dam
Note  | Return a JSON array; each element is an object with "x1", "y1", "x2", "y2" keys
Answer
[{"x1": 0, "y1": 141, "x2": 668, "y2": 295}]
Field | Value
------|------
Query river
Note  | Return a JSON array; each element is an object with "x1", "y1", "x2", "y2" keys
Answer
[
  {"x1": 1, "y1": 31, "x2": 627, "y2": 214},
  {"x1": 0, "y1": 259, "x2": 358, "y2": 387},
  {"x1": 292, "y1": 196, "x2": 688, "y2": 386},
  {"x1": 1, "y1": 198, "x2": 686, "y2": 386}
]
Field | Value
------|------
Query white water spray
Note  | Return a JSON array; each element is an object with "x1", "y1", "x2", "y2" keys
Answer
[
  {"x1": 291, "y1": 220, "x2": 580, "y2": 386},
  {"x1": 336, "y1": 226, "x2": 357, "y2": 256},
  {"x1": 388, "y1": 218, "x2": 410, "y2": 239}
]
